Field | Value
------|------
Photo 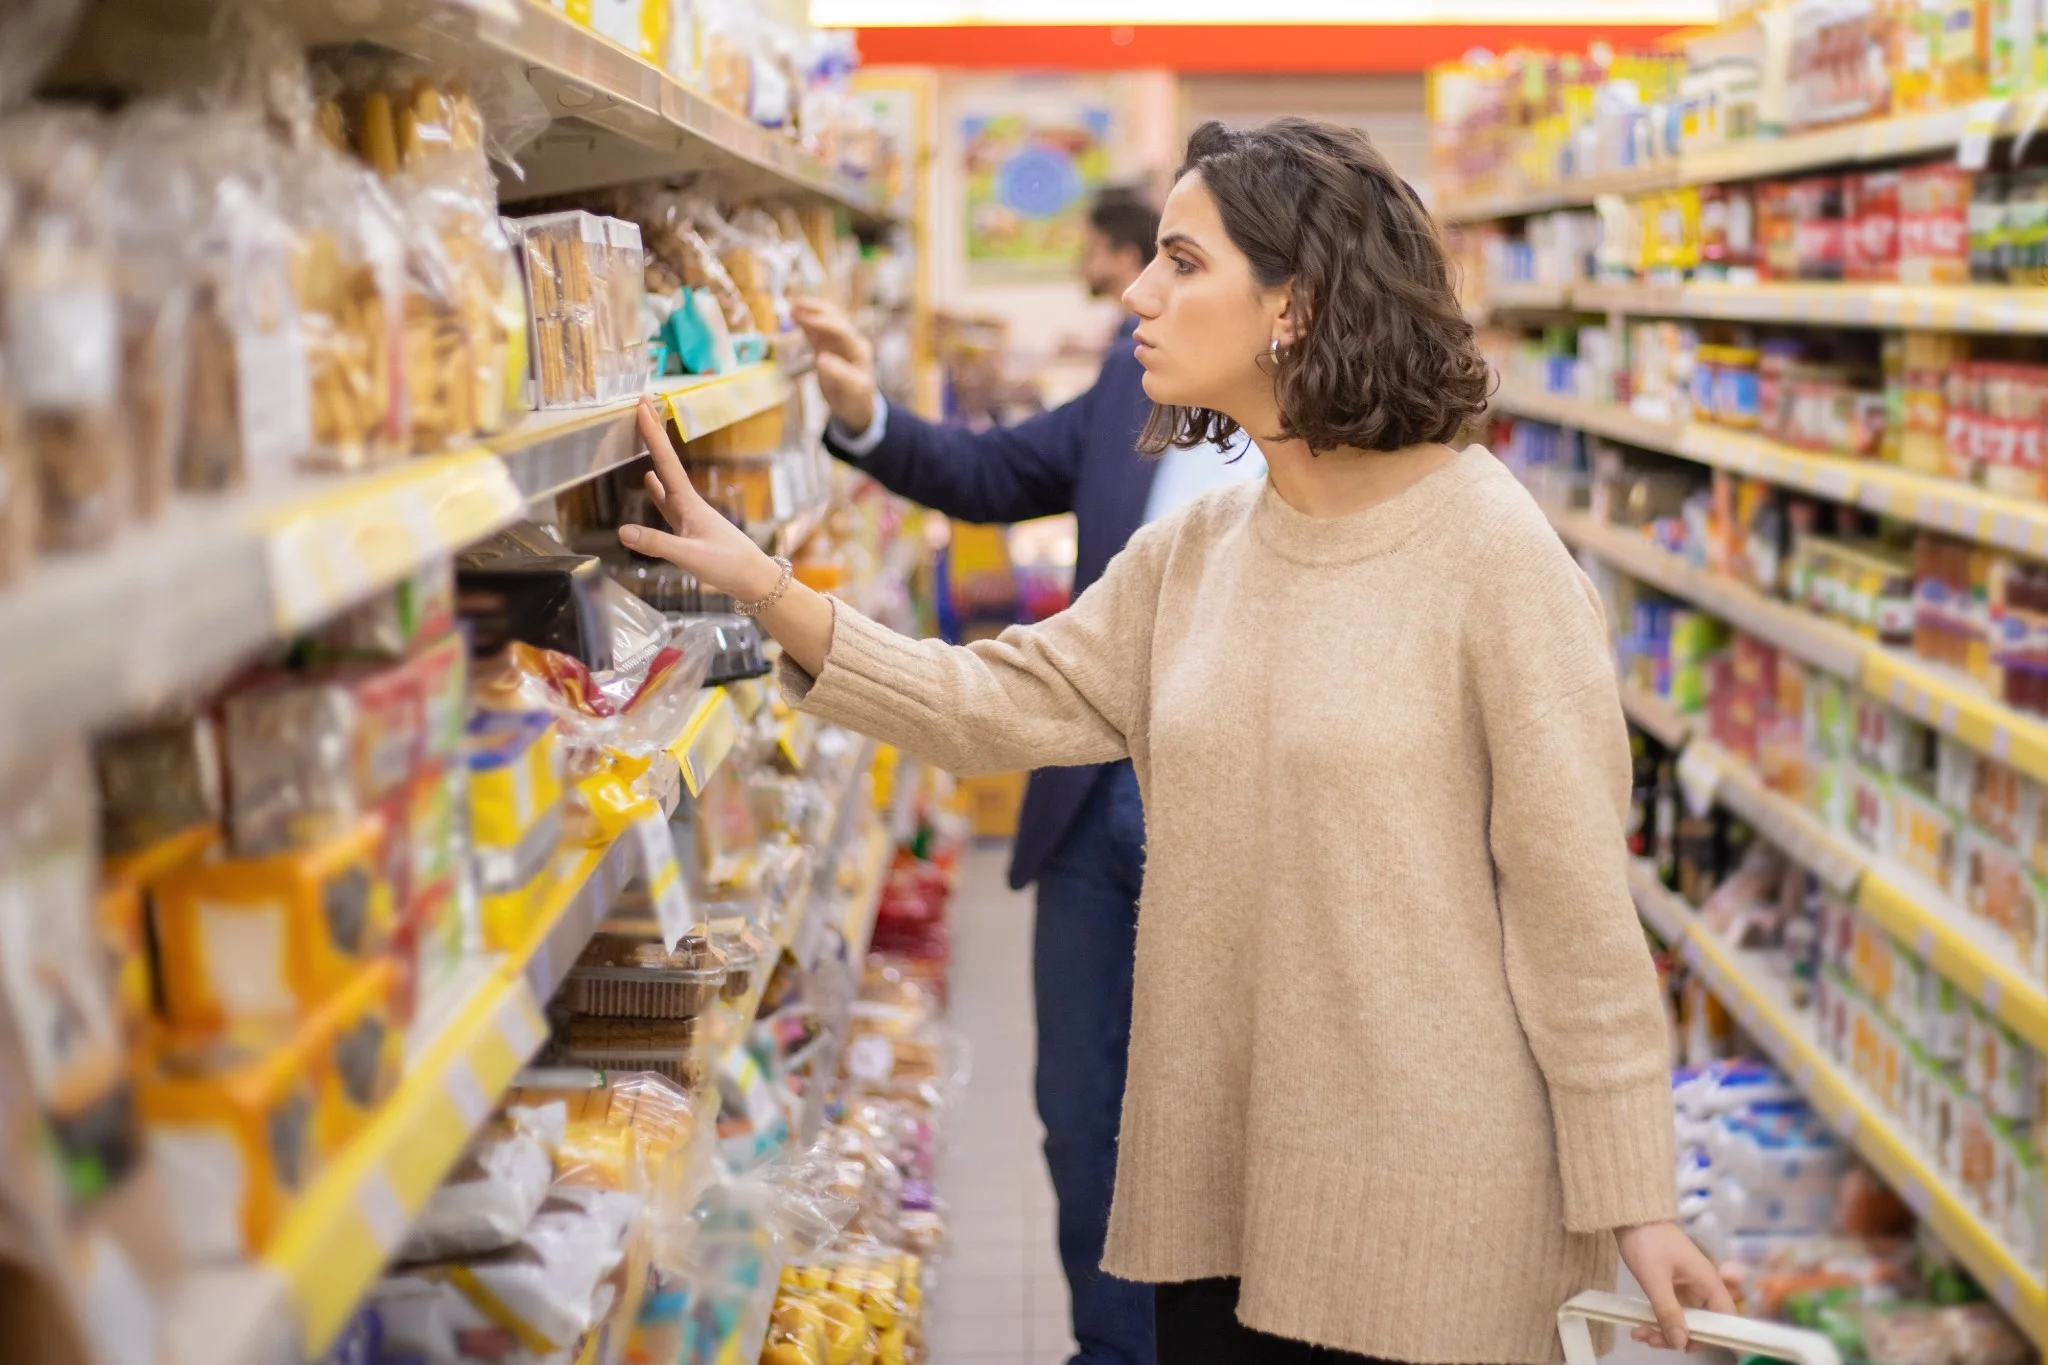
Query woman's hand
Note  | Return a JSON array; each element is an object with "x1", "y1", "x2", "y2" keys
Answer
[
  {"x1": 619, "y1": 397, "x2": 783, "y2": 603},
  {"x1": 620, "y1": 396, "x2": 838, "y2": 677},
  {"x1": 1615, "y1": 1222, "x2": 1735, "y2": 1352}
]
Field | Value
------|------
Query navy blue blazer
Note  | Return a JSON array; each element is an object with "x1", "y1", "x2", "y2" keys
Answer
[{"x1": 823, "y1": 319, "x2": 1158, "y2": 890}]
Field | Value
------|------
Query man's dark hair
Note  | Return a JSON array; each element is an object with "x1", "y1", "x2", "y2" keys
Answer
[
  {"x1": 1087, "y1": 189, "x2": 1159, "y2": 266},
  {"x1": 1139, "y1": 118, "x2": 1491, "y2": 455}
]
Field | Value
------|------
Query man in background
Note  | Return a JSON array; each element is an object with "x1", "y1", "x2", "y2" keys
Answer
[{"x1": 791, "y1": 189, "x2": 1263, "y2": 1365}]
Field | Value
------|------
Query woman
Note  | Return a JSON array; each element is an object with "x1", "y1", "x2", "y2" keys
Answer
[{"x1": 623, "y1": 117, "x2": 1733, "y2": 1364}]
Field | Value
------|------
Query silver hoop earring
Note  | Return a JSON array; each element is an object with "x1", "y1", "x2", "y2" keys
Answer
[{"x1": 1269, "y1": 337, "x2": 1284, "y2": 363}]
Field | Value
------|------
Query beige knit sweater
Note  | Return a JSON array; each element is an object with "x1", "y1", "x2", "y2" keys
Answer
[{"x1": 780, "y1": 446, "x2": 1676, "y2": 1363}]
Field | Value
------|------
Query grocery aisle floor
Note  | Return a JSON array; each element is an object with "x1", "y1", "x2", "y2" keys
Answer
[{"x1": 930, "y1": 846, "x2": 1077, "y2": 1364}]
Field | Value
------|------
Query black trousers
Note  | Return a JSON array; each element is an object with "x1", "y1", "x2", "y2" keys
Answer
[{"x1": 1155, "y1": 1279, "x2": 1397, "y2": 1365}]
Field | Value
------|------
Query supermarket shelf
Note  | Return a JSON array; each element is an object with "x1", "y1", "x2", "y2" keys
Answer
[
  {"x1": 841, "y1": 820, "x2": 895, "y2": 963},
  {"x1": 0, "y1": 449, "x2": 521, "y2": 777},
  {"x1": 275, "y1": 0, "x2": 887, "y2": 220},
  {"x1": 1482, "y1": 281, "x2": 1573, "y2": 312},
  {"x1": 1682, "y1": 928, "x2": 2046, "y2": 1342},
  {"x1": 165, "y1": 689, "x2": 714, "y2": 1363},
  {"x1": 1495, "y1": 379, "x2": 2048, "y2": 563},
  {"x1": 671, "y1": 686, "x2": 743, "y2": 799},
  {"x1": 1491, "y1": 381, "x2": 1690, "y2": 456},
  {"x1": 1440, "y1": 105, "x2": 2001, "y2": 224},
  {"x1": 1856, "y1": 863, "x2": 2048, "y2": 1056},
  {"x1": 1483, "y1": 279, "x2": 2048, "y2": 334},
  {"x1": 1683, "y1": 737, "x2": 1869, "y2": 894},
  {"x1": 1861, "y1": 650, "x2": 2048, "y2": 788},
  {"x1": 1618, "y1": 681, "x2": 1693, "y2": 750},
  {"x1": 1626, "y1": 859, "x2": 1696, "y2": 944},
  {"x1": 489, "y1": 364, "x2": 796, "y2": 503},
  {"x1": 1549, "y1": 510, "x2": 1870, "y2": 679},
  {"x1": 1548, "y1": 481, "x2": 2048, "y2": 787}
]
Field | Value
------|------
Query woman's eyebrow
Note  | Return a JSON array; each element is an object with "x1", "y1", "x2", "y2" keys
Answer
[{"x1": 1158, "y1": 231, "x2": 1207, "y2": 259}]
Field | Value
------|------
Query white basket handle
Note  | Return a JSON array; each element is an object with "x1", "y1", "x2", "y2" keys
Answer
[{"x1": 1558, "y1": 1291, "x2": 1842, "y2": 1365}]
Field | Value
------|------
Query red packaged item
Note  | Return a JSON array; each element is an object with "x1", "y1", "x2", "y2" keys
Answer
[
  {"x1": 1791, "y1": 176, "x2": 1847, "y2": 281},
  {"x1": 1755, "y1": 181, "x2": 1798, "y2": 281},
  {"x1": 1901, "y1": 163, "x2": 1970, "y2": 285},
  {"x1": 1847, "y1": 170, "x2": 1900, "y2": 282}
]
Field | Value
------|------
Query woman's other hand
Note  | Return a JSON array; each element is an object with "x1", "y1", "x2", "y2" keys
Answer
[
  {"x1": 618, "y1": 397, "x2": 783, "y2": 603},
  {"x1": 1614, "y1": 1221, "x2": 1736, "y2": 1352}
]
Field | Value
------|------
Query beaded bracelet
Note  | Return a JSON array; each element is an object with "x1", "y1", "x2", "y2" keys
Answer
[{"x1": 735, "y1": 555, "x2": 794, "y2": 617}]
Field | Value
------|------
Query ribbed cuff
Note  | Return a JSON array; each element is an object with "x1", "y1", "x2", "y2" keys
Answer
[
  {"x1": 1550, "y1": 1079, "x2": 1678, "y2": 1233},
  {"x1": 774, "y1": 600, "x2": 925, "y2": 739}
]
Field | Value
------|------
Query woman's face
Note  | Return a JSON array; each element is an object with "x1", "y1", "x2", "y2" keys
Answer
[{"x1": 1123, "y1": 172, "x2": 1290, "y2": 422}]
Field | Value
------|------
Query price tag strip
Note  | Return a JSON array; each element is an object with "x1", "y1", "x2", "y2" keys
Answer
[
  {"x1": 1681, "y1": 928, "x2": 2045, "y2": 1342},
  {"x1": 259, "y1": 450, "x2": 522, "y2": 632},
  {"x1": 263, "y1": 968, "x2": 547, "y2": 1357}
]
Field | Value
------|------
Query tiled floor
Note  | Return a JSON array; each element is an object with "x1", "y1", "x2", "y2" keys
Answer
[{"x1": 929, "y1": 847, "x2": 1079, "y2": 1365}]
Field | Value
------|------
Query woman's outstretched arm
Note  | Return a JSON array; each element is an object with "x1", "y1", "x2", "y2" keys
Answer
[{"x1": 620, "y1": 399, "x2": 1165, "y2": 776}]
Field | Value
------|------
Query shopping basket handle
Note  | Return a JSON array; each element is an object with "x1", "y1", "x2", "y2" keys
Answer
[{"x1": 1558, "y1": 1291, "x2": 1841, "y2": 1365}]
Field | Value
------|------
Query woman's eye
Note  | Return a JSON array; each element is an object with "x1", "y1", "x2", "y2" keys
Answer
[{"x1": 1172, "y1": 256, "x2": 1194, "y2": 276}]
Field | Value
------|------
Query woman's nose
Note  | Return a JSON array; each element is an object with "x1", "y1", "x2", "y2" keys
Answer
[{"x1": 1123, "y1": 264, "x2": 1162, "y2": 318}]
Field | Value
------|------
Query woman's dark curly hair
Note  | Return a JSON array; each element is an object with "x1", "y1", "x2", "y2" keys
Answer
[{"x1": 1139, "y1": 117, "x2": 1491, "y2": 456}]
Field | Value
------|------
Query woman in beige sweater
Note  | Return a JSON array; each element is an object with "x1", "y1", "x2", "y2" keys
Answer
[{"x1": 623, "y1": 118, "x2": 1732, "y2": 1363}]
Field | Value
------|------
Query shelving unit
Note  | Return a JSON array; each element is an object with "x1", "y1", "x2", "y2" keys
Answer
[
  {"x1": 1486, "y1": 280, "x2": 2048, "y2": 334},
  {"x1": 1684, "y1": 926, "x2": 2046, "y2": 1338},
  {"x1": 1550, "y1": 509, "x2": 1869, "y2": 679},
  {"x1": 1440, "y1": 102, "x2": 2019, "y2": 224},
  {"x1": 1495, "y1": 379, "x2": 2048, "y2": 559},
  {"x1": 490, "y1": 363, "x2": 797, "y2": 503},
  {"x1": 1618, "y1": 680, "x2": 1692, "y2": 750},
  {"x1": 1569, "y1": 532, "x2": 2048, "y2": 1056},
  {"x1": 1624, "y1": 858, "x2": 2046, "y2": 1337},
  {"x1": 71, "y1": 0, "x2": 890, "y2": 223},
  {"x1": 149, "y1": 681, "x2": 749, "y2": 1364}
]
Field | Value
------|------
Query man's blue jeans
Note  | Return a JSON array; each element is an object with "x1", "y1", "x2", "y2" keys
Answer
[{"x1": 1033, "y1": 760, "x2": 1153, "y2": 1365}]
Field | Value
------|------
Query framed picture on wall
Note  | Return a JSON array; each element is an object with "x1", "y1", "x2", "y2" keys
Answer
[{"x1": 960, "y1": 102, "x2": 1112, "y2": 278}]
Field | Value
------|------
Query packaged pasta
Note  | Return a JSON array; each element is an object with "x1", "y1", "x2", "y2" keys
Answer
[
  {"x1": 1, "y1": 107, "x2": 132, "y2": 552},
  {"x1": 282, "y1": 144, "x2": 409, "y2": 469},
  {"x1": 518, "y1": 209, "x2": 610, "y2": 407},
  {"x1": 179, "y1": 117, "x2": 316, "y2": 491}
]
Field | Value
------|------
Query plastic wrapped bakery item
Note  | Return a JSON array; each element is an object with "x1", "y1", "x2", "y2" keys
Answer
[
  {"x1": 565, "y1": 931, "x2": 728, "y2": 1019},
  {"x1": 100, "y1": 106, "x2": 205, "y2": 521},
  {"x1": 399, "y1": 1103, "x2": 566, "y2": 1262},
  {"x1": 504, "y1": 1067, "x2": 704, "y2": 1206},
  {"x1": 1, "y1": 109, "x2": 132, "y2": 552},
  {"x1": 514, "y1": 210, "x2": 611, "y2": 408},
  {"x1": 281, "y1": 143, "x2": 409, "y2": 470},
  {"x1": 0, "y1": 741, "x2": 137, "y2": 1207},
  {"x1": 551, "y1": 1013, "x2": 717, "y2": 1090},
  {"x1": 93, "y1": 714, "x2": 222, "y2": 857},
  {"x1": 180, "y1": 127, "x2": 316, "y2": 492},
  {"x1": 606, "y1": 216, "x2": 648, "y2": 400},
  {"x1": 373, "y1": 1185, "x2": 643, "y2": 1364},
  {"x1": 303, "y1": 557, "x2": 456, "y2": 662}
]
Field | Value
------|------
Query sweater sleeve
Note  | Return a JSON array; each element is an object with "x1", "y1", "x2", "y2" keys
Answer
[
  {"x1": 775, "y1": 519, "x2": 1170, "y2": 778},
  {"x1": 1474, "y1": 532, "x2": 1678, "y2": 1234}
]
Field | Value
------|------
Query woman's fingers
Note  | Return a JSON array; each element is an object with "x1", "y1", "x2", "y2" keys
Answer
[
  {"x1": 636, "y1": 397, "x2": 695, "y2": 517},
  {"x1": 618, "y1": 521, "x2": 701, "y2": 571}
]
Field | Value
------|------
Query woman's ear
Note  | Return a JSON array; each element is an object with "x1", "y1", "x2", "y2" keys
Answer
[{"x1": 1270, "y1": 282, "x2": 1301, "y2": 350}]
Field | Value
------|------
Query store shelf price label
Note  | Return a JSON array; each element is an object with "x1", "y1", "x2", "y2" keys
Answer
[
  {"x1": 1677, "y1": 746, "x2": 1723, "y2": 818},
  {"x1": 631, "y1": 814, "x2": 693, "y2": 950},
  {"x1": 355, "y1": 1169, "x2": 409, "y2": 1255},
  {"x1": 444, "y1": 1057, "x2": 491, "y2": 1129},
  {"x1": 1962, "y1": 98, "x2": 2017, "y2": 170}
]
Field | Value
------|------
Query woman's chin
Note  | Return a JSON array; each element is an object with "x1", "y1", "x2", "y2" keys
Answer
[{"x1": 1139, "y1": 370, "x2": 1185, "y2": 405}]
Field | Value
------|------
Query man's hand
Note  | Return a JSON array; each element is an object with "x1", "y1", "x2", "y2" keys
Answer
[
  {"x1": 791, "y1": 298, "x2": 877, "y2": 435},
  {"x1": 1615, "y1": 1222, "x2": 1735, "y2": 1352}
]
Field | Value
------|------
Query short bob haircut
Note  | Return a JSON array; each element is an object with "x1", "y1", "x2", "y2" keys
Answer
[{"x1": 1139, "y1": 118, "x2": 1491, "y2": 456}]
